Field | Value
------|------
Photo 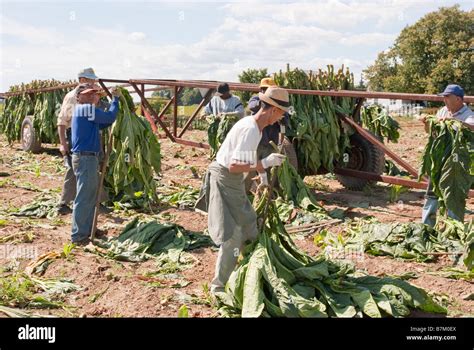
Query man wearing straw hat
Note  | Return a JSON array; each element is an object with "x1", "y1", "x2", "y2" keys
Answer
[
  {"x1": 247, "y1": 78, "x2": 290, "y2": 188},
  {"x1": 195, "y1": 87, "x2": 291, "y2": 294}
]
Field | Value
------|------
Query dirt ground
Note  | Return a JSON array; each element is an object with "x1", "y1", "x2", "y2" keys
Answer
[{"x1": 0, "y1": 116, "x2": 472, "y2": 317}]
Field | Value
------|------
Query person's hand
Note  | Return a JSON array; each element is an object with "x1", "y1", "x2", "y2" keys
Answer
[
  {"x1": 418, "y1": 114, "x2": 429, "y2": 124},
  {"x1": 439, "y1": 115, "x2": 453, "y2": 122},
  {"x1": 59, "y1": 143, "x2": 69, "y2": 156},
  {"x1": 259, "y1": 172, "x2": 268, "y2": 186},
  {"x1": 261, "y1": 153, "x2": 286, "y2": 169}
]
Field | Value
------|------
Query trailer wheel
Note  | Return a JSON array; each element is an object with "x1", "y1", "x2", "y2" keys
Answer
[
  {"x1": 21, "y1": 116, "x2": 42, "y2": 153},
  {"x1": 335, "y1": 132, "x2": 384, "y2": 191}
]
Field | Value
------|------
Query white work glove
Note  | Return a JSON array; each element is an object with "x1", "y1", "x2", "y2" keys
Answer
[
  {"x1": 259, "y1": 172, "x2": 268, "y2": 187},
  {"x1": 261, "y1": 153, "x2": 286, "y2": 169}
]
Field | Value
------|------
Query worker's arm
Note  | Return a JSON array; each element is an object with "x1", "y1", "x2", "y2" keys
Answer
[
  {"x1": 57, "y1": 90, "x2": 76, "y2": 156},
  {"x1": 229, "y1": 161, "x2": 265, "y2": 174},
  {"x1": 58, "y1": 125, "x2": 68, "y2": 155},
  {"x1": 461, "y1": 120, "x2": 474, "y2": 131},
  {"x1": 229, "y1": 153, "x2": 286, "y2": 174},
  {"x1": 93, "y1": 97, "x2": 119, "y2": 126},
  {"x1": 203, "y1": 100, "x2": 213, "y2": 116},
  {"x1": 439, "y1": 114, "x2": 474, "y2": 131}
]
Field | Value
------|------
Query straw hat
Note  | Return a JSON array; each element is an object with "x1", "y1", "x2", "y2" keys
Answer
[
  {"x1": 258, "y1": 87, "x2": 289, "y2": 112},
  {"x1": 259, "y1": 77, "x2": 277, "y2": 88}
]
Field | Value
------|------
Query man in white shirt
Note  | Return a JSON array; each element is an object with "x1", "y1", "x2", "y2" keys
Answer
[
  {"x1": 420, "y1": 84, "x2": 474, "y2": 226},
  {"x1": 196, "y1": 87, "x2": 290, "y2": 294}
]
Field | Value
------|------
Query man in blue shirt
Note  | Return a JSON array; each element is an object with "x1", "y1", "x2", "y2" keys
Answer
[{"x1": 70, "y1": 84, "x2": 119, "y2": 244}]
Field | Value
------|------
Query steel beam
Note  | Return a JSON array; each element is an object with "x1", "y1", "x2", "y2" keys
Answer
[
  {"x1": 178, "y1": 88, "x2": 214, "y2": 138},
  {"x1": 130, "y1": 82, "x2": 175, "y2": 141}
]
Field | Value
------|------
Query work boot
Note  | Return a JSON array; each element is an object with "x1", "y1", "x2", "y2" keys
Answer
[{"x1": 57, "y1": 204, "x2": 72, "y2": 215}]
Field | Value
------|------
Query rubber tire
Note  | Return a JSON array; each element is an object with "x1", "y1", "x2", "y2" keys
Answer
[
  {"x1": 21, "y1": 116, "x2": 42, "y2": 153},
  {"x1": 335, "y1": 132, "x2": 385, "y2": 191}
]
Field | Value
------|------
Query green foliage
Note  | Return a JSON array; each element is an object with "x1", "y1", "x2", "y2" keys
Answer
[
  {"x1": 276, "y1": 158, "x2": 327, "y2": 214},
  {"x1": 0, "y1": 273, "x2": 79, "y2": 310},
  {"x1": 237, "y1": 68, "x2": 269, "y2": 106},
  {"x1": 0, "y1": 80, "x2": 74, "y2": 143},
  {"x1": 90, "y1": 217, "x2": 214, "y2": 262},
  {"x1": 179, "y1": 88, "x2": 202, "y2": 106},
  {"x1": 178, "y1": 304, "x2": 189, "y2": 318},
  {"x1": 157, "y1": 185, "x2": 199, "y2": 208},
  {"x1": 419, "y1": 116, "x2": 473, "y2": 220},
  {"x1": 105, "y1": 88, "x2": 161, "y2": 206},
  {"x1": 207, "y1": 113, "x2": 239, "y2": 159},
  {"x1": 12, "y1": 194, "x2": 59, "y2": 219},
  {"x1": 274, "y1": 64, "x2": 354, "y2": 173},
  {"x1": 345, "y1": 220, "x2": 472, "y2": 264},
  {"x1": 360, "y1": 105, "x2": 400, "y2": 143},
  {"x1": 217, "y1": 196, "x2": 446, "y2": 318},
  {"x1": 364, "y1": 6, "x2": 474, "y2": 94}
]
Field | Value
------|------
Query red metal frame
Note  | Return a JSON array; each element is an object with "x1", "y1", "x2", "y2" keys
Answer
[{"x1": 2, "y1": 78, "x2": 473, "y2": 194}]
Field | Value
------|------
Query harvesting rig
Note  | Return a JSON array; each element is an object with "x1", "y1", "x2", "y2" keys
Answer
[{"x1": 1, "y1": 78, "x2": 473, "y2": 195}]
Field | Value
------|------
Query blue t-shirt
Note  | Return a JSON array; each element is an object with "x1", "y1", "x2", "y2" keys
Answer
[{"x1": 71, "y1": 97, "x2": 119, "y2": 153}]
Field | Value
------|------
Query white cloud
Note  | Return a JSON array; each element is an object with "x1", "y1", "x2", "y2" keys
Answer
[
  {"x1": 0, "y1": 0, "x2": 459, "y2": 91},
  {"x1": 0, "y1": 15, "x2": 65, "y2": 46},
  {"x1": 127, "y1": 32, "x2": 146, "y2": 42}
]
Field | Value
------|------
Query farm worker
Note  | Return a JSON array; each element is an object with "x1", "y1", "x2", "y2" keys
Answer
[
  {"x1": 56, "y1": 67, "x2": 99, "y2": 215},
  {"x1": 203, "y1": 82, "x2": 245, "y2": 119},
  {"x1": 195, "y1": 87, "x2": 290, "y2": 294},
  {"x1": 248, "y1": 77, "x2": 291, "y2": 159},
  {"x1": 70, "y1": 84, "x2": 119, "y2": 245},
  {"x1": 420, "y1": 84, "x2": 474, "y2": 227}
]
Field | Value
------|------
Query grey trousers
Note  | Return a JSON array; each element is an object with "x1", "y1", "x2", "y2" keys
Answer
[
  {"x1": 206, "y1": 162, "x2": 259, "y2": 293},
  {"x1": 59, "y1": 128, "x2": 76, "y2": 206}
]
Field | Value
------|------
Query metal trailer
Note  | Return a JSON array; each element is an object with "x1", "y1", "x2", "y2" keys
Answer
[{"x1": 1, "y1": 78, "x2": 473, "y2": 196}]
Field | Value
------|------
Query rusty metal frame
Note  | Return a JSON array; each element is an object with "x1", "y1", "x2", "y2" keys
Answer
[
  {"x1": 2, "y1": 78, "x2": 473, "y2": 194},
  {"x1": 338, "y1": 112, "x2": 421, "y2": 179},
  {"x1": 178, "y1": 88, "x2": 214, "y2": 138}
]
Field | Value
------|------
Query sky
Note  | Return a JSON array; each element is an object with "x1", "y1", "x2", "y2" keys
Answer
[{"x1": 0, "y1": 0, "x2": 472, "y2": 92}]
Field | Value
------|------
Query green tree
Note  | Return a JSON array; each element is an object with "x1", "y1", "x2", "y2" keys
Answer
[
  {"x1": 364, "y1": 6, "x2": 474, "y2": 95},
  {"x1": 237, "y1": 68, "x2": 269, "y2": 106},
  {"x1": 179, "y1": 88, "x2": 202, "y2": 106}
]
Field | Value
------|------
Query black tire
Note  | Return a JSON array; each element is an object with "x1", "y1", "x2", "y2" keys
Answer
[
  {"x1": 335, "y1": 132, "x2": 385, "y2": 190},
  {"x1": 21, "y1": 116, "x2": 42, "y2": 153}
]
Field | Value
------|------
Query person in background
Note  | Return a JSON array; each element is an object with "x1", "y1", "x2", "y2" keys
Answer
[{"x1": 203, "y1": 82, "x2": 245, "y2": 119}]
